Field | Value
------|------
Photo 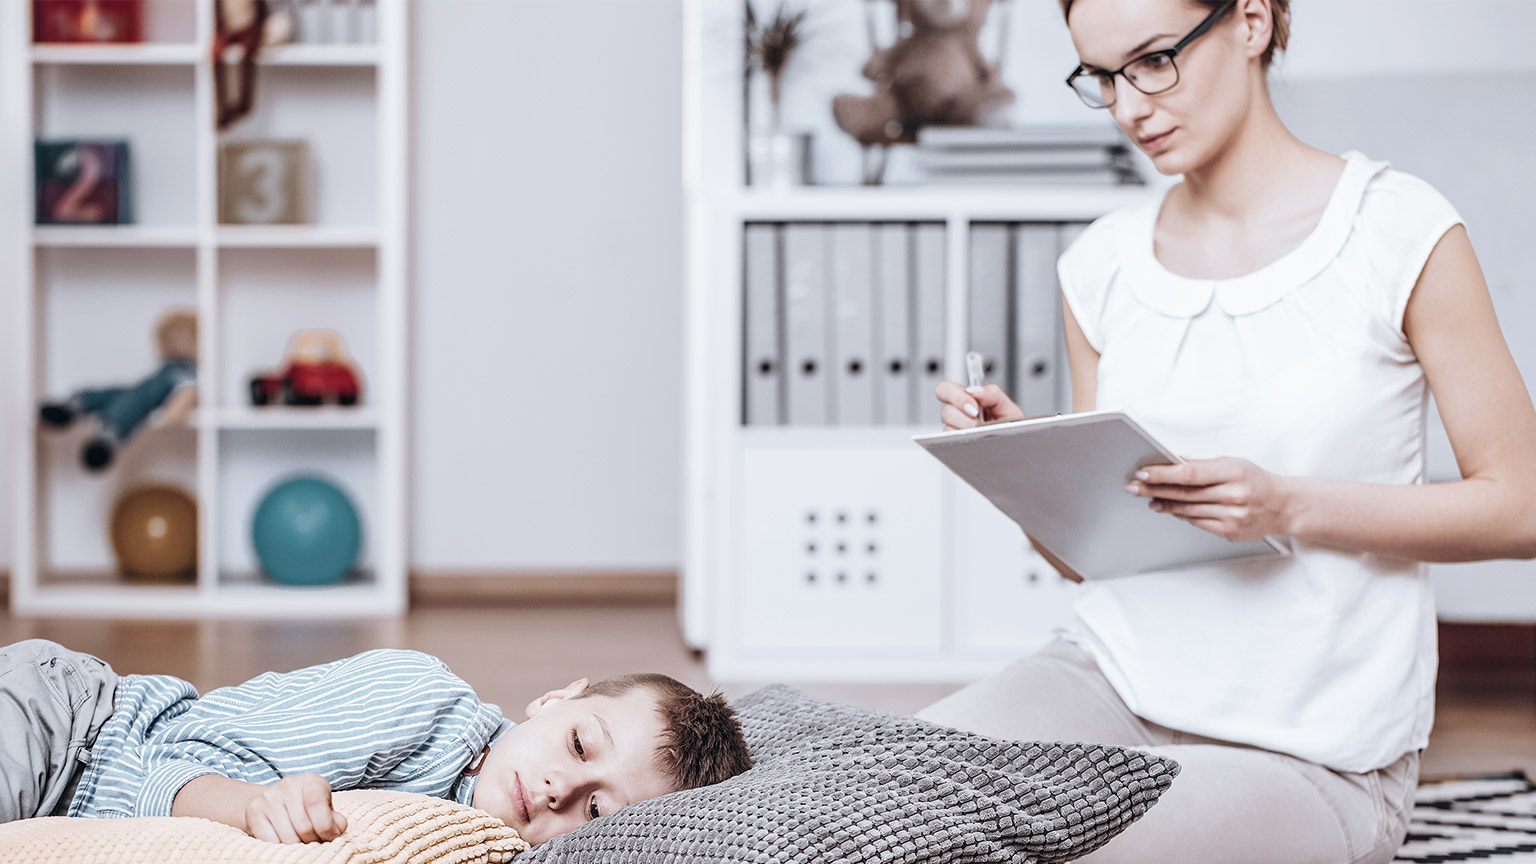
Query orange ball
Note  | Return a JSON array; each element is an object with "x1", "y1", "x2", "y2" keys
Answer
[{"x1": 110, "y1": 485, "x2": 198, "y2": 581}]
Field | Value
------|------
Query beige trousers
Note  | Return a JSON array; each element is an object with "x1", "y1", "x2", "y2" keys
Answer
[
  {"x1": 0, "y1": 639, "x2": 118, "y2": 821},
  {"x1": 917, "y1": 638, "x2": 1418, "y2": 864}
]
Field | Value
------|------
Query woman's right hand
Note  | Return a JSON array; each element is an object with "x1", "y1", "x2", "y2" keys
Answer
[{"x1": 934, "y1": 380, "x2": 1026, "y2": 430}]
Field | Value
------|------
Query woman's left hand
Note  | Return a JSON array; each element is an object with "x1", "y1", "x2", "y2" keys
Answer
[{"x1": 1127, "y1": 457, "x2": 1294, "y2": 542}]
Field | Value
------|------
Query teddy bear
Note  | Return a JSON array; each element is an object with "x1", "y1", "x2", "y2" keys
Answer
[
  {"x1": 39, "y1": 309, "x2": 199, "y2": 472},
  {"x1": 832, "y1": 0, "x2": 1015, "y2": 183}
]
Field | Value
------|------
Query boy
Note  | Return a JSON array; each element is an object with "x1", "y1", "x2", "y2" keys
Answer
[{"x1": 0, "y1": 639, "x2": 751, "y2": 845}]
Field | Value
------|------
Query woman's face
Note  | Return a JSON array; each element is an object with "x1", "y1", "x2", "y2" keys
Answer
[{"x1": 1066, "y1": 0, "x2": 1253, "y2": 176}]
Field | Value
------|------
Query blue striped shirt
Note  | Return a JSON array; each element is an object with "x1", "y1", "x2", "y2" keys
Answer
[{"x1": 68, "y1": 649, "x2": 512, "y2": 818}]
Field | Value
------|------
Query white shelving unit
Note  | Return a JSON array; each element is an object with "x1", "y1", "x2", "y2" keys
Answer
[
  {"x1": 681, "y1": 0, "x2": 1157, "y2": 681},
  {"x1": 4, "y1": 0, "x2": 408, "y2": 617}
]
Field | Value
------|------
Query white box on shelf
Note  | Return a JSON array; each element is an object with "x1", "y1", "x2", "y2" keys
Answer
[
  {"x1": 947, "y1": 475, "x2": 1077, "y2": 654},
  {"x1": 732, "y1": 441, "x2": 945, "y2": 656}
]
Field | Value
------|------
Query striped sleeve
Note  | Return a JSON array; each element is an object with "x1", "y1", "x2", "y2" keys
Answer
[
  {"x1": 139, "y1": 760, "x2": 223, "y2": 819},
  {"x1": 128, "y1": 649, "x2": 504, "y2": 817}
]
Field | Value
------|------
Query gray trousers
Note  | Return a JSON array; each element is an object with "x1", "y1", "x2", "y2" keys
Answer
[
  {"x1": 918, "y1": 638, "x2": 1418, "y2": 864},
  {"x1": 0, "y1": 640, "x2": 118, "y2": 821}
]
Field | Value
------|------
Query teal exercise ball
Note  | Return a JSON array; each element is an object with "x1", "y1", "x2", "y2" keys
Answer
[{"x1": 251, "y1": 475, "x2": 362, "y2": 586}]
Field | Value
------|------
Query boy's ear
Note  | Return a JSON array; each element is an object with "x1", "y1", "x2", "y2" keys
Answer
[{"x1": 524, "y1": 678, "x2": 590, "y2": 719}]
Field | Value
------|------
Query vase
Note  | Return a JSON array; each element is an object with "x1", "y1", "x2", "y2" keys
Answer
[{"x1": 746, "y1": 132, "x2": 812, "y2": 188}]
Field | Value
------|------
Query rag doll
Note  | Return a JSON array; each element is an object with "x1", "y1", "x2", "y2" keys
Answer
[{"x1": 40, "y1": 309, "x2": 199, "y2": 471}]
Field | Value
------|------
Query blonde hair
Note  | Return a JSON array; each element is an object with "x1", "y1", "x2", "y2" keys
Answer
[{"x1": 1059, "y1": 0, "x2": 1290, "y2": 68}]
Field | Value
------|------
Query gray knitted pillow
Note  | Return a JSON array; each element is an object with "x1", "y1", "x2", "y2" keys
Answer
[{"x1": 518, "y1": 684, "x2": 1179, "y2": 864}]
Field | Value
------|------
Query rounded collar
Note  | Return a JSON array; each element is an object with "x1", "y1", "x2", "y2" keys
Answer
[{"x1": 1121, "y1": 150, "x2": 1389, "y2": 318}]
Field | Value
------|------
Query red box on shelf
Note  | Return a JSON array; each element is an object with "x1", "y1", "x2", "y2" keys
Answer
[{"x1": 33, "y1": 0, "x2": 143, "y2": 44}]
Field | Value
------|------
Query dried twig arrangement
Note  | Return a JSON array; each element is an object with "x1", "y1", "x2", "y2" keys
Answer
[{"x1": 745, "y1": 1, "x2": 809, "y2": 131}]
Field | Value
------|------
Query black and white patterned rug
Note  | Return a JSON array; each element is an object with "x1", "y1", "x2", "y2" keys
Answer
[{"x1": 1395, "y1": 773, "x2": 1536, "y2": 862}]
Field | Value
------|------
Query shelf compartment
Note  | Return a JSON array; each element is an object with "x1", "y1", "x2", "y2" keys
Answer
[
  {"x1": 33, "y1": 225, "x2": 199, "y2": 247},
  {"x1": 217, "y1": 247, "x2": 378, "y2": 413},
  {"x1": 34, "y1": 63, "x2": 197, "y2": 226},
  {"x1": 32, "y1": 43, "x2": 200, "y2": 65},
  {"x1": 37, "y1": 426, "x2": 199, "y2": 581},
  {"x1": 216, "y1": 428, "x2": 378, "y2": 591},
  {"x1": 724, "y1": 186, "x2": 1152, "y2": 221},
  {"x1": 255, "y1": 45, "x2": 380, "y2": 67},
  {"x1": 203, "y1": 407, "x2": 381, "y2": 431},
  {"x1": 947, "y1": 475, "x2": 1075, "y2": 653},
  {"x1": 734, "y1": 445, "x2": 945, "y2": 654},
  {"x1": 216, "y1": 226, "x2": 378, "y2": 248},
  {"x1": 32, "y1": 0, "x2": 198, "y2": 46},
  {"x1": 218, "y1": 65, "x2": 377, "y2": 227},
  {"x1": 738, "y1": 425, "x2": 933, "y2": 449},
  {"x1": 17, "y1": 575, "x2": 397, "y2": 618},
  {"x1": 209, "y1": 577, "x2": 397, "y2": 618},
  {"x1": 38, "y1": 246, "x2": 198, "y2": 396},
  {"x1": 18, "y1": 576, "x2": 202, "y2": 618}
]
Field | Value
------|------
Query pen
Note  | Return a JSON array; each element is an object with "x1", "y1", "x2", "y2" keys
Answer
[{"x1": 964, "y1": 351, "x2": 986, "y2": 422}]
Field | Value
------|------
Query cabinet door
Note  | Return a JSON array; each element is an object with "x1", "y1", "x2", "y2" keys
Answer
[
  {"x1": 948, "y1": 476, "x2": 1077, "y2": 653},
  {"x1": 734, "y1": 446, "x2": 943, "y2": 652}
]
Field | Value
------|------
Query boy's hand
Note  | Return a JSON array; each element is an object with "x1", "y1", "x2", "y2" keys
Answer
[{"x1": 243, "y1": 774, "x2": 349, "y2": 844}]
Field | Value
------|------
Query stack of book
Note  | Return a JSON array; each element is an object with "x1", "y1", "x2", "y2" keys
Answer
[{"x1": 915, "y1": 126, "x2": 1143, "y2": 186}]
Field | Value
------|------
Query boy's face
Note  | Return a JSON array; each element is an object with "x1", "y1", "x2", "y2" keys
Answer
[{"x1": 472, "y1": 683, "x2": 675, "y2": 846}]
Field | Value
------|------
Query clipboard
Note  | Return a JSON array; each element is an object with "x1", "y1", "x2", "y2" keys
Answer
[{"x1": 913, "y1": 409, "x2": 1291, "y2": 580}]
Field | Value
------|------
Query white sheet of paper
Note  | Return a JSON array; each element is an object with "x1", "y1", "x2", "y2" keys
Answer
[{"x1": 914, "y1": 409, "x2": 1290, "y2": 580}]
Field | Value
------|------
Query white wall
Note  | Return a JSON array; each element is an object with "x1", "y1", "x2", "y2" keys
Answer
[
  {"x1": 409, "y1": 0, "x2": 685, "y2": 569},
  {"x1": 410, "y1": 0, "x2": 1536, "y2": 571},
  {"x1": 0, "y1": 14, "x2": 12, "y2": 571},
  {"x1": 4, "y1": 1, "x2": 1534, "y2": 575}
]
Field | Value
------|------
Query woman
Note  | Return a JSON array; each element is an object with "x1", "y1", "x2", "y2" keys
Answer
[{"x1": 927, "y1": 0, "x2": 1536, "y2": 861}]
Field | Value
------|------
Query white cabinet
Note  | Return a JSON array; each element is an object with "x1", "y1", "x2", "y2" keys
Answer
[
  {"x1": 4, "y1": 0, "x2": 408, "y2": 617},
  {"x1": 681, "y1": 1, "x2": 1155, "y2": 679},
  {"x1": 948, "y1": 477, "x2": 1078, "y2": 655}
]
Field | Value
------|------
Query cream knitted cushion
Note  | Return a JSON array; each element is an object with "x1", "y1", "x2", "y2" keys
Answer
[{"x1": 0, "y1": 790, "x2": 528, "y2": 864}]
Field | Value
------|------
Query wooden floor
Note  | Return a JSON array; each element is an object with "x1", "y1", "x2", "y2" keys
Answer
[{"x1": 2, "y1": 600, "x2": 1531, "y2": 782}]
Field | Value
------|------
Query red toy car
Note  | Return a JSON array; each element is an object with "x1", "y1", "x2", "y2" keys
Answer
[{"x1": 249, "y1": 330, "x2": 363, "y2": 407}]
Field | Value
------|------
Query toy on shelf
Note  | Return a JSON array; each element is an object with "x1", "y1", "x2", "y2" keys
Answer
[
  {"x1": 39, "y1": 308, "x2": 198, "y2": 472},
  {"x1": 32, "y1": 0, "x2": 143, "y2": 43},
  {"x1": 213, "y1": 0, "x2": 296, "y2": 130},
  {"x1": 35, "y1": 140, "x2": 133, "y2": 225},
  {"x1": 288, "y1": 0, "x2": 378, "y2": 44},
  {"x1": 743, "y1": 2, "x2": 813, "y2": 187},
  {"x1": 251, "y1": 474, "x2": 361, "y2": 586},
  {"x1": 110, "y1": 485, "x2": 197, "y2": 582},
  {"x1": 218, "y1": 139, "x2": 311, "y2": 224},
  {"x1": 248, "y1": 329, "x2": 363, "y2": 407},
  {"x1": 833, "y1": 0, "x2": 1016, "y2": 184}
]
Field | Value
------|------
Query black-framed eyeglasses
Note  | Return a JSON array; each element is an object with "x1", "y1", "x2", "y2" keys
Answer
[{"x1": 1065, "y1": 0, "x2": 1236, "y2": 109}]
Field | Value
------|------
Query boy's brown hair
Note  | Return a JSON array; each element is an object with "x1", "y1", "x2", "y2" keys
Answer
[{"x1": 577, "y1": 673, "x2": 752, "y2": 791}]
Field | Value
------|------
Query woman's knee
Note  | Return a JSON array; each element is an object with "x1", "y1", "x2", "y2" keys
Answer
[
  {"x1": 916, "y1": 640, "x2": 1154, "y2": 746},
  {"x1": 1075, "y1": 744, "x2": 1364, "y2": 864}
]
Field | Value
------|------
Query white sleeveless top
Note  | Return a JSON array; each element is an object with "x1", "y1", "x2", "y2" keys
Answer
[{"x1": 1056, "y1": 150, "x2": 1463, "y2": 773}]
